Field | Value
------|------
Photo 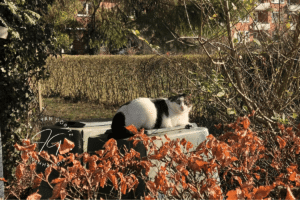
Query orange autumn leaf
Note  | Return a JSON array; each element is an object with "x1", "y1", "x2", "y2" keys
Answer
[
  {"x1": 26, "y1": 190, "x2": 41, "y2": 200},
  {"x1": 164, "y1": 134, "x2": 171, "y2": 142},
  {"x1": 176, "y1": 164, "x2": 189, "y2": 176},
  {"x1": 60, "y1": 189, "x2": 67, "y2": 200},
  {"x1": 276, "y1": 136, "x2": 287, "y2": 149},
  {"x1": 226, "y1": 188, "x2": 243, "y2": 200},
  {"x1": 144, "y1": 194, "x2": 155, "y2": 200},
  {"x1": 133, "y1": 140, "x2": 140, "y2": 148},
  {"x1": 57, "y1": 154, "x2": 65, "y2": 162},
  {"x1": 241, "y1": 117, "x2": 250, "y2": 129},
  {"x1": 186, "y1": 141, "x2": 193, "y2": 151},
  {"x1": 22, "y1": 139, "x2": 31, "y2": 146},
  {"x1": 129, "y1": 174, "x2": 139, "y2": 192},
  {"x1": 189, "y1": 158, "x2": 208, "y2": 172},
  {"x1": 32, "y1": 173, "x2": 43, "y2": 189},
  {"x1": 149, "y1": 153, "x2": 164, "y2": 160},
  {"x1": 82, "y1": 152, "x2": 89, "y2": 163},
  {"x1": 95, "y1": 149, "x2": 104, "y2": 157},
  {"x1": 286, "y1": 185, "x2": 296, "y2": 200},
  {"x1": 58, "y1": 138, "x2": 75, "y2": 154},
  {"x1": 174, "y1": 172, "x2": 181, "y2": 182},
  {"x1": 14, "y1": 143, "x2": 36, "y2": 151},
  {"x1": 121, "y1": 179, "x2": 127, "y2": 194},
  {"x1": 287, "y1": 165, "x2": 298, "y2": 173},
  {"x1": 253, "y1": 185, "x2": 275, "y2": 199},
  {"x1": 51, "y1": 178, "x2": 66, "y2": 184},
  {"x1": 140, "y1": 160, "x2": 152, "y2": 176},
  {"x1": 214, "y1": 123, "x2": 222, "y2": 130},
  {"x1": 29, "y1": 151, "x2": 39, "y2": 161},
  {"x1": 233, "y1": 176, "x2": 243, "y2": 187},
  {"x1": 278, "y1": 123, "x2": 285, "y2": 131},
  {"x1": 289, "y1": 172, "x2": 297, "y2": 181},
  {"x1": 146, "y1": 181, "x2": 157, "y2": 195},
  {"x1": 254, "y1": 173, "x2": 260, "y2": 180},
  {"x1": 181, "y1": 175, "x2": 188, "y2": 189},
  {"x1": 171, "y1": 185, "x2": 179, "y2": 197},
  {"x1": 39, "y1": 151, "x2": 50, "y2": 160},
  {"x1": 0, "y1": 178, "x2": 6, "y2": 182},
  {"x1": 21, "y1": 151, "x2": 29, "y2": 163},
  {"x1": 50, "y1": 154, "x2": 58, "y2": 163},
  {"x1": 16, "y1": 164, "x2": 25, "y2": 180},
  {"x1": 89, "y1": 161, "x2": 97, "y2": 171},
  {"x1": 49, "y1": 181, "x2": 66, "y2": 200},
  {"x1": 45, "y1": 166, "x2": 52, "y2": 181},
  {"x1": 125, "y1": 124, "x2": 138, "y2": 135},
  {"x1": 188, "y1": 183, "x2": 198, "y2": 193},
  {"x1": 248, "y1": 110, "x2": 255, "y2": 117},
  {"x1": 99, "y1": 175, "x2": 107, "y2": 188},
  {"x1": 107, "y1": 171, "x2": 118, "y2": 190},
  {"x1": 23, "y1": 143, "x2": 37, "y2": 151},
  {"x1": 29, "y1": 162, "x2": 36, "y2": 171},
  {"x1": 180, "y1": 138, "x2": 187, "y2": 146},
  {"x1": 103, "y1": 138, "x2": 117, "y2": 151}
]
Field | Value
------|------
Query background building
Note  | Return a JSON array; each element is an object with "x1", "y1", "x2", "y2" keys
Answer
[{"x1": 234, "y1": 0, "x2": 300, "y2": 43}]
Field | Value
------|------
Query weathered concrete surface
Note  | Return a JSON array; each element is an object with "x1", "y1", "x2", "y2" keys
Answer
[{"x1": 37, "y1": 121, "x2": 221, "y2": 199}]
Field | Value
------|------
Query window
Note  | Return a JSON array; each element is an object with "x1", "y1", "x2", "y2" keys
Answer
[
  {"x1": 253, "y1": 12, "x2": 258, "y2": 22},
  {"x1": 289, "y1": 0, "x2": 298, "y2": 4},
  {"x1": 272, "y1": 12, "x2": 284, "y2": 23},
  {"x1": 237, "y1": 31, "x2": 250, "y2": 43},
  {"x1": 288, "y1": 12, "x2": 296, "y2": 23},
  {"x1": 239, "y1": 15, "x2": 250, "y2": 23},
  {"x1": 77, "y1": 3, "x2": 91, "y2": 16},
  {"x1": 271, "y1": 0, "x2": 285, "y2": 3}
]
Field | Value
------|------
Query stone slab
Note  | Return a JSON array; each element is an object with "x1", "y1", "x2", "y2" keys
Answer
[
  {"x1": 36, "y1": 121, "x2": 112, "y2": 199},
  {"x1": 88, "y1": 123, "x2": 221, "y2": 197}
]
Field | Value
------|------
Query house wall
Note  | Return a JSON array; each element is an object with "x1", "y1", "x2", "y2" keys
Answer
[
  {"x1": 71, "y1": 0, "x2": 117, "y2": 54},
  {"x1": 234, "y1": 0, "x2": 299, "y2": 42}
]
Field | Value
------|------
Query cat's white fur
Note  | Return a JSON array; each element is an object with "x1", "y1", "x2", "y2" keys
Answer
[{"x1": 117, "y1": 97, "x2": 192, "y2": 130}]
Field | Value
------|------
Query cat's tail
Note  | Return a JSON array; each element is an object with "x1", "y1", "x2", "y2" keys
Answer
[{"x1": 108, "y1": 112, "x2": 134, "y2": 140}]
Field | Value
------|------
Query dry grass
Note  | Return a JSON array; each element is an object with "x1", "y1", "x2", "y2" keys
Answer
[{"x1": 42, "y1": 97, "x2": 116, "y2": 121}]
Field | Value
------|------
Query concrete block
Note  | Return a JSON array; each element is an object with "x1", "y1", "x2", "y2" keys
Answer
[{"x1": 36, "y1": 121, "x2": 112, "y2": 199}]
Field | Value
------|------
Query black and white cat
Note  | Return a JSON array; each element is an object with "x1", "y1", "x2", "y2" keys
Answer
[{"x1": 107, "y1": 93, "x2": 192, "y2": 140}]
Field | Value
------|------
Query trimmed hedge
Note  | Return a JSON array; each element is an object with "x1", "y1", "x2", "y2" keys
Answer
[{"x1": 42, "y1": 55, "x2": 211, "y2": 105}]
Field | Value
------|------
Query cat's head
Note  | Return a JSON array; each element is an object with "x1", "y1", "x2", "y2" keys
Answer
[{"x1": 168, "y1": 93, "x2": 192, "y2": 113}]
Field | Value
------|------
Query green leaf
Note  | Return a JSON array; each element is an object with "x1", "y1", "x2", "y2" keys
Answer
[
  {"x1": 227, "y1": 108, "x2": 236, "y2": 115},
  {"x1": 243, "y1": 105, "x2": 248, "y2": 112},
  {"x1": 24, "y1": 13, "x2": 36, "y2": 25},
  {"x1": 253, "y1": 38, "x2": 261, "y2": 46},
  {"x1": 216, "y1": 91, "x2": 225, "y2": 97},
  {"x1": 293, "y1": 113, "x2": 298, "y2": 119}
]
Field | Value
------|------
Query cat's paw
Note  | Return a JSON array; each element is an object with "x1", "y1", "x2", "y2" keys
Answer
[{"x1": 185, "y1": 124, "x2": 193, "y2": 129}]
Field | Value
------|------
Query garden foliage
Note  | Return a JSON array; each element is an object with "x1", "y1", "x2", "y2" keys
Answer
[
  {"x1": 6, "y1": 113, "x2": 300, "y2": 199},
  {"x1": 0, "y1": 0, "x2": 58, "y2": 181},
  {"x1": 43, "y1": 55, "x2": 208, "y2": 105}
]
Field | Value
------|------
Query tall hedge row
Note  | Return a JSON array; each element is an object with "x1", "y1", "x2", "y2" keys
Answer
[{"x1": 42, "y1": 55, "x2": 211, "y2": 105}]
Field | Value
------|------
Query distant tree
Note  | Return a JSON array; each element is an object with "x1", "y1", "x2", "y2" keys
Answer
[
  {"x1": 120, "y1": 0, "x2": 257, "y2": 53},
  {"x1": 0, "y1": 0, "x2": 57, "y2": 180},
  {"x1": 44, "y1": 0, "x2": 83, "y2": 52},
  {"x1": 83, "y1": 0, "x2": 131, "y2": 54}
]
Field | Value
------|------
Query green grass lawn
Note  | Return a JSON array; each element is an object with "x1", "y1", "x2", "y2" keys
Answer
[{"x1": 42, "y1": 97, "x2": 116, "y2": 121}]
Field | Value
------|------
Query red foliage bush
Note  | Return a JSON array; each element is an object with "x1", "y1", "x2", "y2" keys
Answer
[{"x1": 6, "y1": 112, "x2": 300, "y2": 199}]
